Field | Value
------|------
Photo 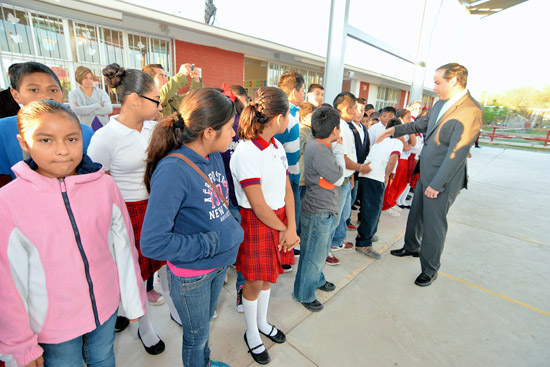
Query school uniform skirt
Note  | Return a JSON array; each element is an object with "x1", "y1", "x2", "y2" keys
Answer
[
  {"x1": 126, "y1": 199, "x2": 166, "y2": 282},
  {"x1": 236, "y1": 207, "x2": 295, "y2": 283}
]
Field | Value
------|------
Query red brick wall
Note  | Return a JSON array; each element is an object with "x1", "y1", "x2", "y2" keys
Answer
[
  {"x1": 359, "y1": 81, "x2": 370, "y2": 101},
  {"x1": 341, "y1": 80, "x2": 351, "y2": 92},
  {"x1": 174, "y1": 40, "x2": 244, "y2": 91}
]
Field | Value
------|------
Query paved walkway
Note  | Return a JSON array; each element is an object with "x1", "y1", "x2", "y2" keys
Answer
[{"x1": 116, "y1": 146, "x2": 550, "y2": 367}]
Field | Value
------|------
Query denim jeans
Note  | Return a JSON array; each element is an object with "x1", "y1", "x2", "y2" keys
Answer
[
  {"x1": 293, "y1": 211, "x2": 334, "y2": 303},
  {"x1": 347, "y1": 179, "x2": 359, "y2": 225},
  {"x1": 292, "y1": 181, "x2": 302, "y2": 235},
  {"x1": 41, "y1": 310, "x2": 117, "y2": 367},
  {"x1": 168, "y1": 266, "x2": 228, "y2": 367},
  {"x1": 356, "y1": 177, "x2": 384, "y2": 248},
  {"x1": 331, "y1": 180, "x2": 351, "y2": 247}
]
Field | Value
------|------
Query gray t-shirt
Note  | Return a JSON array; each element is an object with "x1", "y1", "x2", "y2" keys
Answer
[{"x1": 301, "y1": 138, "x2": 345, "y2": 215}]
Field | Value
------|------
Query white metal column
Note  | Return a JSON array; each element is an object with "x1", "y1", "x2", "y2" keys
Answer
[{"x1": 323, "y1": 0, "x2": 349, "y2": 106}]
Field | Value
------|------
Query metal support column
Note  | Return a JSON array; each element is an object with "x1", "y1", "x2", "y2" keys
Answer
[{"x1": 323, "y1": 0, "x2": 349, "y2": 106}]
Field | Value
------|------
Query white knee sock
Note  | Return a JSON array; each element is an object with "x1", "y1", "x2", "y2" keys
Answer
[
  {"x1": 138, "y1": 284, "x2": 161, "y2": 347},
  {"x1": 243, "y1": 297, "x2": 265, "y2": 353},
  {"x1": 397, "y1": 184, "x2": 410, "y2": 206},
  {"x1": 257, "y1": 289, "x2": 276, "y2": 336},
  {"x1": 158, "y1": 266, "x2": 181, "y2": 325}
]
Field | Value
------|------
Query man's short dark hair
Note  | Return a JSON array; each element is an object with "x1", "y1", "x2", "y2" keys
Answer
[
  {"x1": 333, "y1": 92, "x2": 356, "y2": 110},
  {"x1": 365, "y1": 104, "x2": 374, "y2": 110},
  {"x1": 10, "y1": 62, "x2": 61, "y2": 91},
  {"x1": 437, "y1": 63, "x2": 468, "y2": 88},
  {"x1": 311, "y1": 106, "x2": 340, "y2": 139},
  {"x1": 308, "y1": 83, "x2": 324, "y2": 93},
  {"x1": 387, "y1": 118, "x2": 402, "y2": 129},
  {"x1": 142, "y1": 64, "x2": 164, "y2": 78},
  {"x1": 380, "y1": 106, "x2": 396, "y2": 115}
]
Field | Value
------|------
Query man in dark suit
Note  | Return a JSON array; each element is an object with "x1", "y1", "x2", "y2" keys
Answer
[{"x1": 377, "y1": 63, "x2": 482, "y2": 286}]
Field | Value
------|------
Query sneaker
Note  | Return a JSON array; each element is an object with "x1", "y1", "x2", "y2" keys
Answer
[
  {"x1": 318, "y1": 281, "x2": 335, "y2": 292},
  {"x1": 293, "y1": 248, "x2": 300, "y2": 257},
  {"x1": 282, "y1": 264, "x2": 293, "y2": 273},
  {"x1": 383, "y1": 207, "x2": 400, "y2": 217},
  {"x1": 332, "y1": 242, "x2": 354, "y2": 251},
  {"x1": 147, "y1": 289, "x2": 165, "y2": 306},
  {"x1": 356, "y1": 246, "x2": 381, "y2": 259},
  {"x1": 236, "y1": 287, "x2": 244, "y2": 313},
  {"x1": 347, "y1": 223, "x2": 357, "y2": 231},
  {"x1": 301, "y1": 299, "x2": 324, "y2": 312},
  {"x1": 325, "y1": 253, "x2": 341, "y2": 266}
]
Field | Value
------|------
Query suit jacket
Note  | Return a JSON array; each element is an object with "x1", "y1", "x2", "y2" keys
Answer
[{"x1": 393, "y1": 91, "x2": 482, "y2": 193}]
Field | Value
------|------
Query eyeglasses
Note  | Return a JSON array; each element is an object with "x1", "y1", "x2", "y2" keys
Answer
[{"x1": 138, "y1": 93, "x2": 161, "y2": 107}]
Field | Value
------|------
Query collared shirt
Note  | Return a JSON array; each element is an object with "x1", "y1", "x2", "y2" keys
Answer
[
  {"x1": 340, "y1": 119, "x2": 357, "y2": 178},
  {"x1": 360, "y1": 138, "x2": 403, "y2": 183},
  {"x1": 368, "y1": 122, "x2": 386, "y2": 148},
  {"x1": 230, "y1": 135, "x2": 288, "y2": 210},
  {"x1": 351, "y1": 121, "x2": 365, "y2": 143},
  {"x1": 87, "y1": 115, "x2": 156, "y2": 201}
]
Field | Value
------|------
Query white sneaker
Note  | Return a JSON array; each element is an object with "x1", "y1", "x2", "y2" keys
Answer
[{"x1": 383, "y1": 207, "x2": 400, "y2": 217}]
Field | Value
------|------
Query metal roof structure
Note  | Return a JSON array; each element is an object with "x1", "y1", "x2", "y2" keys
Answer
[{"x1": 458, "y1": 0, "x2": 528, "y2": 16}]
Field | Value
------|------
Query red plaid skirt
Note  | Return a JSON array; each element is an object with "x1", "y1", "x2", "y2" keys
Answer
[
  {"x1": 126, "y1": 200, "x2": 166, "y2": 282},
  {"x1": 236, "y1": 207, "x2": 295, "y2": 283}
]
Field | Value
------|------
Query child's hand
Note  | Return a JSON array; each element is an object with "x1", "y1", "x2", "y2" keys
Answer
[
  {"x1": 279, "y1": 230, "x2": 300, "y2": 252},
  {"x1": 359, "y1": 161, "x2": 372, "y2": 174},
  {"x1": 24, "y1": 356, "x2": 44, "y2": 367}
]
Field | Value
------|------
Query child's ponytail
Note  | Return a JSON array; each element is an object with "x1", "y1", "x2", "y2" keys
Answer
[{"x1": 238, "y1": 86, "x2": 289, "y2": 140}]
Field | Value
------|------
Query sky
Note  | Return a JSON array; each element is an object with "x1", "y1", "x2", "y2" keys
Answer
[{"x1": 130, "y1": 0, "x2": 550, "y2": 99}]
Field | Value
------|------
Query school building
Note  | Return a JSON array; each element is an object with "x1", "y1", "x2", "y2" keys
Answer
[{"x1": 0, "y1": 0, "x2": 436, "y2": 110}]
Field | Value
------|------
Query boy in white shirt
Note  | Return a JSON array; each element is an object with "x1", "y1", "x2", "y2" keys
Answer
[{"x1": 355, "y1": 118, "x2": 404, "y2": 257}]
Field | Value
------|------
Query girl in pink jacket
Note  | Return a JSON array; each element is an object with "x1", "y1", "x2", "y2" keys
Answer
[{"x1": 0, "y1": 100, "x2": 145, "y2": 367}]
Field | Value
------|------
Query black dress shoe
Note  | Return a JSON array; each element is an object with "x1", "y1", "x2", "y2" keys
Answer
[
  {"x1": 414, "y1": 272, "x2": 437, "y2": 287},
  {"x1": 390, "y1": 247, "x2": 420, "y2": 257},
  {"x1": 260, "y1": 325, "x2": 286, "y2": 343},
  {"x1": 244, "y1": 333, "x2": 270, "y2": 364},
  {"x1": 138, "y1": 329, "x2": 165, "y2": 355},
  {"x1": 115, "y1": 316, "x2": 129, "y2": 332}
]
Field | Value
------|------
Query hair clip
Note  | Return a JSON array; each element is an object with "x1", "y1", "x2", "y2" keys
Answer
[{"x1": 221, "y1": 83, "x2": 237, "y2": 102}]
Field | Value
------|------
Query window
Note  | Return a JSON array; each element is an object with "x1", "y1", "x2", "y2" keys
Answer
[
  {"x1": 0, "y1": 3, "x2": 172, "y2": 105},
  {"x1": 375, "y1": 86, "x2": 400, "y2": 111},
  {"x1": 267, "y1": 62, "x2": 323, "y2": 90}
]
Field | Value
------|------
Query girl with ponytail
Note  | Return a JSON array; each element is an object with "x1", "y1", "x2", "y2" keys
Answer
[
  {"x1": 140, "y1": 87, "x2": 244, "y2": 367},
  {"x1": 87, "y1": 63, "x2": 167, "y2": 355},
  {"x1": 230, "y1": 86, "x2": 300, "y2": 365}
]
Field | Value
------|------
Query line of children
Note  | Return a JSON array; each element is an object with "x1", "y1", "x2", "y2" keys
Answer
[
  {"x1": 140, "y1": 88, "x2": 243, "y2": 367},
  {"x1": 230, "y1": 86, "x2": 300, "y2": 365},
  {"x1": 0, "y1": 100, "x2": 144, "y2": 367},
  {"x1": 356, "y1": 118, "x2": 404, "y2": 254},
  {"x1": 293, "y1": 106, "x2": 345, "y2": 312},
  {"x1": 87, "y1": 63, "x2": 168, "y2": 355}
]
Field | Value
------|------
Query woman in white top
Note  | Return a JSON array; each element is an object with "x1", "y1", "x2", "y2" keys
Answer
[
  {"x1": 87, "y1": 63, "x2": 170, "y2": 356},
  {"x1": 68, "y1": 66, "x2": 112, "y2": 130}
]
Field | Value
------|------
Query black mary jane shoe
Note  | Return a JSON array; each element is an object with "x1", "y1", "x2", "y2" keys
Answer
[
  {"x1": 115, "y1": 316, "x2": 129, "y2": 333},
  {"x1": 259, "y1": 325, "x2": 286, "y2": 343},
  {"x1": 138, "y1": 329, "x2": 165, "y2": 355},
  {"x1": 244, "y1": 333, "x2": 270, "y2": 364}
]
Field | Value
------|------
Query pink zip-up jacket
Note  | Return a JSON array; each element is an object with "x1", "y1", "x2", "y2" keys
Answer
[{"x1": 0, "y1": 157, "x2": 145, "y2": 367}]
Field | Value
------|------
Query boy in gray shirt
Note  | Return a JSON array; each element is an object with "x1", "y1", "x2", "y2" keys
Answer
[{"x1": 293, "y1": 106, "x2": 345, "y2": 312}]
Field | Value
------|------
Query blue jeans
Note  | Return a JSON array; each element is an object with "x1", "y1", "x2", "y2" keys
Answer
[
  {"x1": 347, "y1": 178, "x2": 359, "y2": 225},
  {"x1": 356, "y1": 177, "x2": 384, "y2": 248},
  {"x1": 168, "y1": 266, "x2": 228, "y2": 367},
  {"x1": 41, "y1": 311, "x2": 117, "y2": 367},
  {"x1": 291, "y1": 181, "x2": 302, "y2": 235},
  {"x1": 331, "y1": 180, "x2": 351, "y2": 247},
  {"x1": 293, "y1": 211, "x2": 333, "y2": 303}
]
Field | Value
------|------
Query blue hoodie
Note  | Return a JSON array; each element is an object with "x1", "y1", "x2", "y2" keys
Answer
[{"x1": 140, "y1": 144, "x2": 244, "y2": 271}]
